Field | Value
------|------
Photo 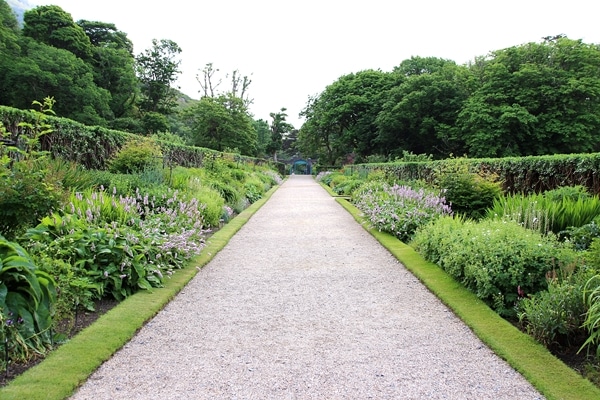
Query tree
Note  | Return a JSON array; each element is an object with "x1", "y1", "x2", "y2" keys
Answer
[
  {"x1": 78, "y1": 20, "x2": 138, "y2": 120},
  {"x1": 297, "y1": 69, "x2": 399, "y2": 164},
  {"x1": 457, "y1": 36, "x2": 600, "y2": 157},
  {"x1": 0, "y1": 0, "x2": 17, "y2": 32},
  {"x1": 197, "y1": 62, "x2": 253, "y2": 105},
  {"x1": 267, "y1": 108, "x2": 294, "y2": 161},
  {"x1": 77, "y1": 20, "x2": 133, "y2": 54},
  {"x1": 22, "y1": 5, "x2": 92, "y2": 60},
  {"x1": 376, "y1": 61, "x2": 470, "y2": 158},
  {"x1": 0, "y1": 0, "x2": 19, "y2": 57},
  {"x1": 0, "y1": 37, "x2": 112, "y2": 126},
  {"x1": 136, "y1": 38, "x2": 182, "y2": 115},
  {"x1": 394, "y1": 56, "x2": 456, "y2": 76},
  {"x1": 298, "y1": 95, "x2": 346, "y2": 165},
  {"x1": 184, "y1": 95, "x2": 257, "y2": 155},
  {"x1": 253, "y1": 118, "x2": 270, "y2": 156},
  {"x1": 197, "y1": 62, "x2": 221, "y2": 98}
]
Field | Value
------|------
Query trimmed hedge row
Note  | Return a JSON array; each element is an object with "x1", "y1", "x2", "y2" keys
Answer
[
  {"x1": 0, "y1": 105, "x2": 284, "y2": 173},
  {"x1": 344, "y1": 153, "x2": 600, "y2": 194}
]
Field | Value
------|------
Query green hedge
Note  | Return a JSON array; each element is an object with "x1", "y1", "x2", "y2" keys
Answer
[
  {"x1": 345, "y1": 153, "x2": 600, "y2": 194},
  {"x1": 1, "y1": 105, "x2": 284, "y2": 172}
]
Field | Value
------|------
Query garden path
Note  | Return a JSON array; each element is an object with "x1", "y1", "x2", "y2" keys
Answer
[{"x1": 70, "y1": 175, "x2": 543, "y2": 399}]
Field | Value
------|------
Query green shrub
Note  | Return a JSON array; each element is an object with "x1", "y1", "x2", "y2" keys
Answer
[
  {"x1": 518, "y1": 265, "x2": 595, "y2": 348},
  {"x1": 208, "y1": 179, "x2": 242, "y2": 205},
  {"x1": 191, "y1": 185, "x2": 225, "y2": 227},
  {"x1": 108, "y1": 138, "x2": 162, "y2": 174},
  {"x1": 560, "y1": 220, "x2": 600, "y2": 251},
  {"x1": 0, "y1": 98, "x2": 63, "y2": 239},
  {"x1": 433, "y1": 159, "x2": 502, "y2": 219},
  {"x1": 0, "y1": 160, "x2": 62, "y2": 240},
  {"x1": 243, "y1": 176, "x2": 265, "y2": 203},
  {"x1": 412, "y1": 217, "x2": 574, "y2": 316}
]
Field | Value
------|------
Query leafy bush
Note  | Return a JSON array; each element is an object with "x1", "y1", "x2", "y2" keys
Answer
[
  {"x1": 108, "y1": 137, "x2": 163, "y2": 174},
  {"x1": 0, "y1": 160, "x2": 63, "y2": 240},
  {"x1": 333, "y1": 178, "x2": 364, "y2": 196},
  {"x1": 354, "y1": 181, "x2": 452, "y2": 242},
  {"x1": 243, "y1": 176, "x2": 265, "y2": 203},
  {"x1": 208, "y1": 178, "x2": 242, "y2": 206},
  {"x1": 0, "y1": 235, "x2": 56, "y2": 368},
  {"x1": 315, "y1": 171, "x2": 333, "y2": 184},
  {"x1": 433, "y1": 159, "x2": 503, "y2": 219},
  {"x1": 518, "y1": 265, "x2": 595, "y2": 347},
  {"x1": 412, "y1": 217, "x2": 575, "y2": 316},
  {"x1": 544, "y1": 185, "x2": 592, "y2": 202},
  {"x1": 560, "y1": 220, "x2": 600, "y2": 251},
  {"x1": 0, "y1": 98, "x2": 63, "y2": 239},
  {"x1": 25, "y1": 188, "x2": 206, "y2": 301},
  {"x1": 189, "y1": 185, "x2": 225, "y2": 227}
]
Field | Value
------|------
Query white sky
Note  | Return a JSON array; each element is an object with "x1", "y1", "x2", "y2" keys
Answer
[{"x1": 30, "y1": 0, "x2": 600, "y2": 128}]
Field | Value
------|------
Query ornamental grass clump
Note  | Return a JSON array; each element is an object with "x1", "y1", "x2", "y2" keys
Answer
[{"x1": 354, "y1": 181, "x2": 452, "y2": 242}]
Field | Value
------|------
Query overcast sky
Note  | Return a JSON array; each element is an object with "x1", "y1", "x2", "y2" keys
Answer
[{"x1": 30, "y1": 0, "x2": 600, "y2": 128}]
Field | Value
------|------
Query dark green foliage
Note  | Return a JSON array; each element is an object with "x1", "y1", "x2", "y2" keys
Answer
[
  {"x1": 184, "y1": 95, "x2": 258, "y2": 156},
  {"x1": 411, "y1": 217, "x2": 574, "y2": 316},
  {"x1": 433, "y1": 159, "x2": 502, "y2": 219},
  {"x1": 298, "y1": 69, "x2": 399, "y2": 164},
  {"x1": 208, "y1": 179, "x2": 242, "y2": 205},
  {"x1": 1, "y1": 37, "x2": 112, "y2": 126},
  {"x1": 0, "y1": 235, "x2": 56, "y2": 364},
  {"x1": 458, "y1": 37, "x2": 600, "y2": 158},
  {"x1": 136, "y1": 38, "x2": 181, "y2": 115},
  {"x1": 23, "y1": 5, "x2": 92, "y2": 60},
  {"x1": 518, "y1": 266, "x2": 596, "y2": 348},
  {"x1": 560, "y1": 221, "x2": 600, "y2": 251},
  {"x1": 0, "y1": 161, "x2": 62, "y2": 239},
  {"x1": 345, "y1": 152, "x2": 600, "y2": 196},
  {"x1": 376, "y1": 59, "x2": 469, "y2": 158},
  {"x1": 0, "y1": 98, "x2": 63, "y2": 240}
]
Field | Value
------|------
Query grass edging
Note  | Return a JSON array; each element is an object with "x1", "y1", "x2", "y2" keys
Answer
[
  {"x1": 0, "y1": 185, "x2": 280, "y2": 400},
  {"x1": 336, "y1": 196, "x2": 600, "y2": 400}
]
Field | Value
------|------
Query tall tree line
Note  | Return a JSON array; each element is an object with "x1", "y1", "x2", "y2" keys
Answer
[
  {"x1": 0, "y1": 2, "x2": 290, "y2": 158},
  {"x1": 298, "y1": 36, "x2": 600, "y2": 164}
]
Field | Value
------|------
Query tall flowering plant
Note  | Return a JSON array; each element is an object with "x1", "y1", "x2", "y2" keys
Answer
[
  {"x1": 25, "y1": 187, "x2": 207, "y2": 301},
  {"x1": 354, "y1": 182, "x2": 453, "y2": 242}
]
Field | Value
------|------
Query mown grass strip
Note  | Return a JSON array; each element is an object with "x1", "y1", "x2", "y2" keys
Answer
[
  {"x1": 0, "y1": 185, "x2": 280, "y2": 400},
  {"x1": 336, "y1": 196, "x2": 600, "y2": 400}
]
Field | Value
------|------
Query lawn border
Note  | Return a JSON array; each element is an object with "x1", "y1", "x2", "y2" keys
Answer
[
  {"x1": 0, "y1": 184, "x2": 280, "y2": 400},
  {"x1": 335, "y1": 194, "x2": 600, "y2": 400}
]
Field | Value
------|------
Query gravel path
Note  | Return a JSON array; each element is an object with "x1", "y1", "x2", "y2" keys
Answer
[{"x1": 70, "y1": 175, "x2": 543, "y2": 399}]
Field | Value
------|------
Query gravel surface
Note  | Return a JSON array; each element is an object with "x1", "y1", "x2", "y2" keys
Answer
[{"x1": 70, "y1": 175, "x2": 544, "y2": 399}]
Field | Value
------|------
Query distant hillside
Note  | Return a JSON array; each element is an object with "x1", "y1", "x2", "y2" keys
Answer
[
  {"x1": 6, "y1": 0, "x2": 34, "y2": 25},
  {"x1": 175, "y1": 90, "x2": 199, "y2": 110}
]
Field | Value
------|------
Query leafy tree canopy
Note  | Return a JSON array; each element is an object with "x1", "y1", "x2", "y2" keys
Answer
[
  {"x1": 23, "y1": 5, "x2": 92, "y2": 60},
  {"x1": 136, "y1": 38, "x2": 182, "y2": 115},
  {"x1": 184, "y1": 94, "x2": 257, "y2": 156},
  {"x1": 458, "y1": 36, "x2": 600, "y2": 157}
]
